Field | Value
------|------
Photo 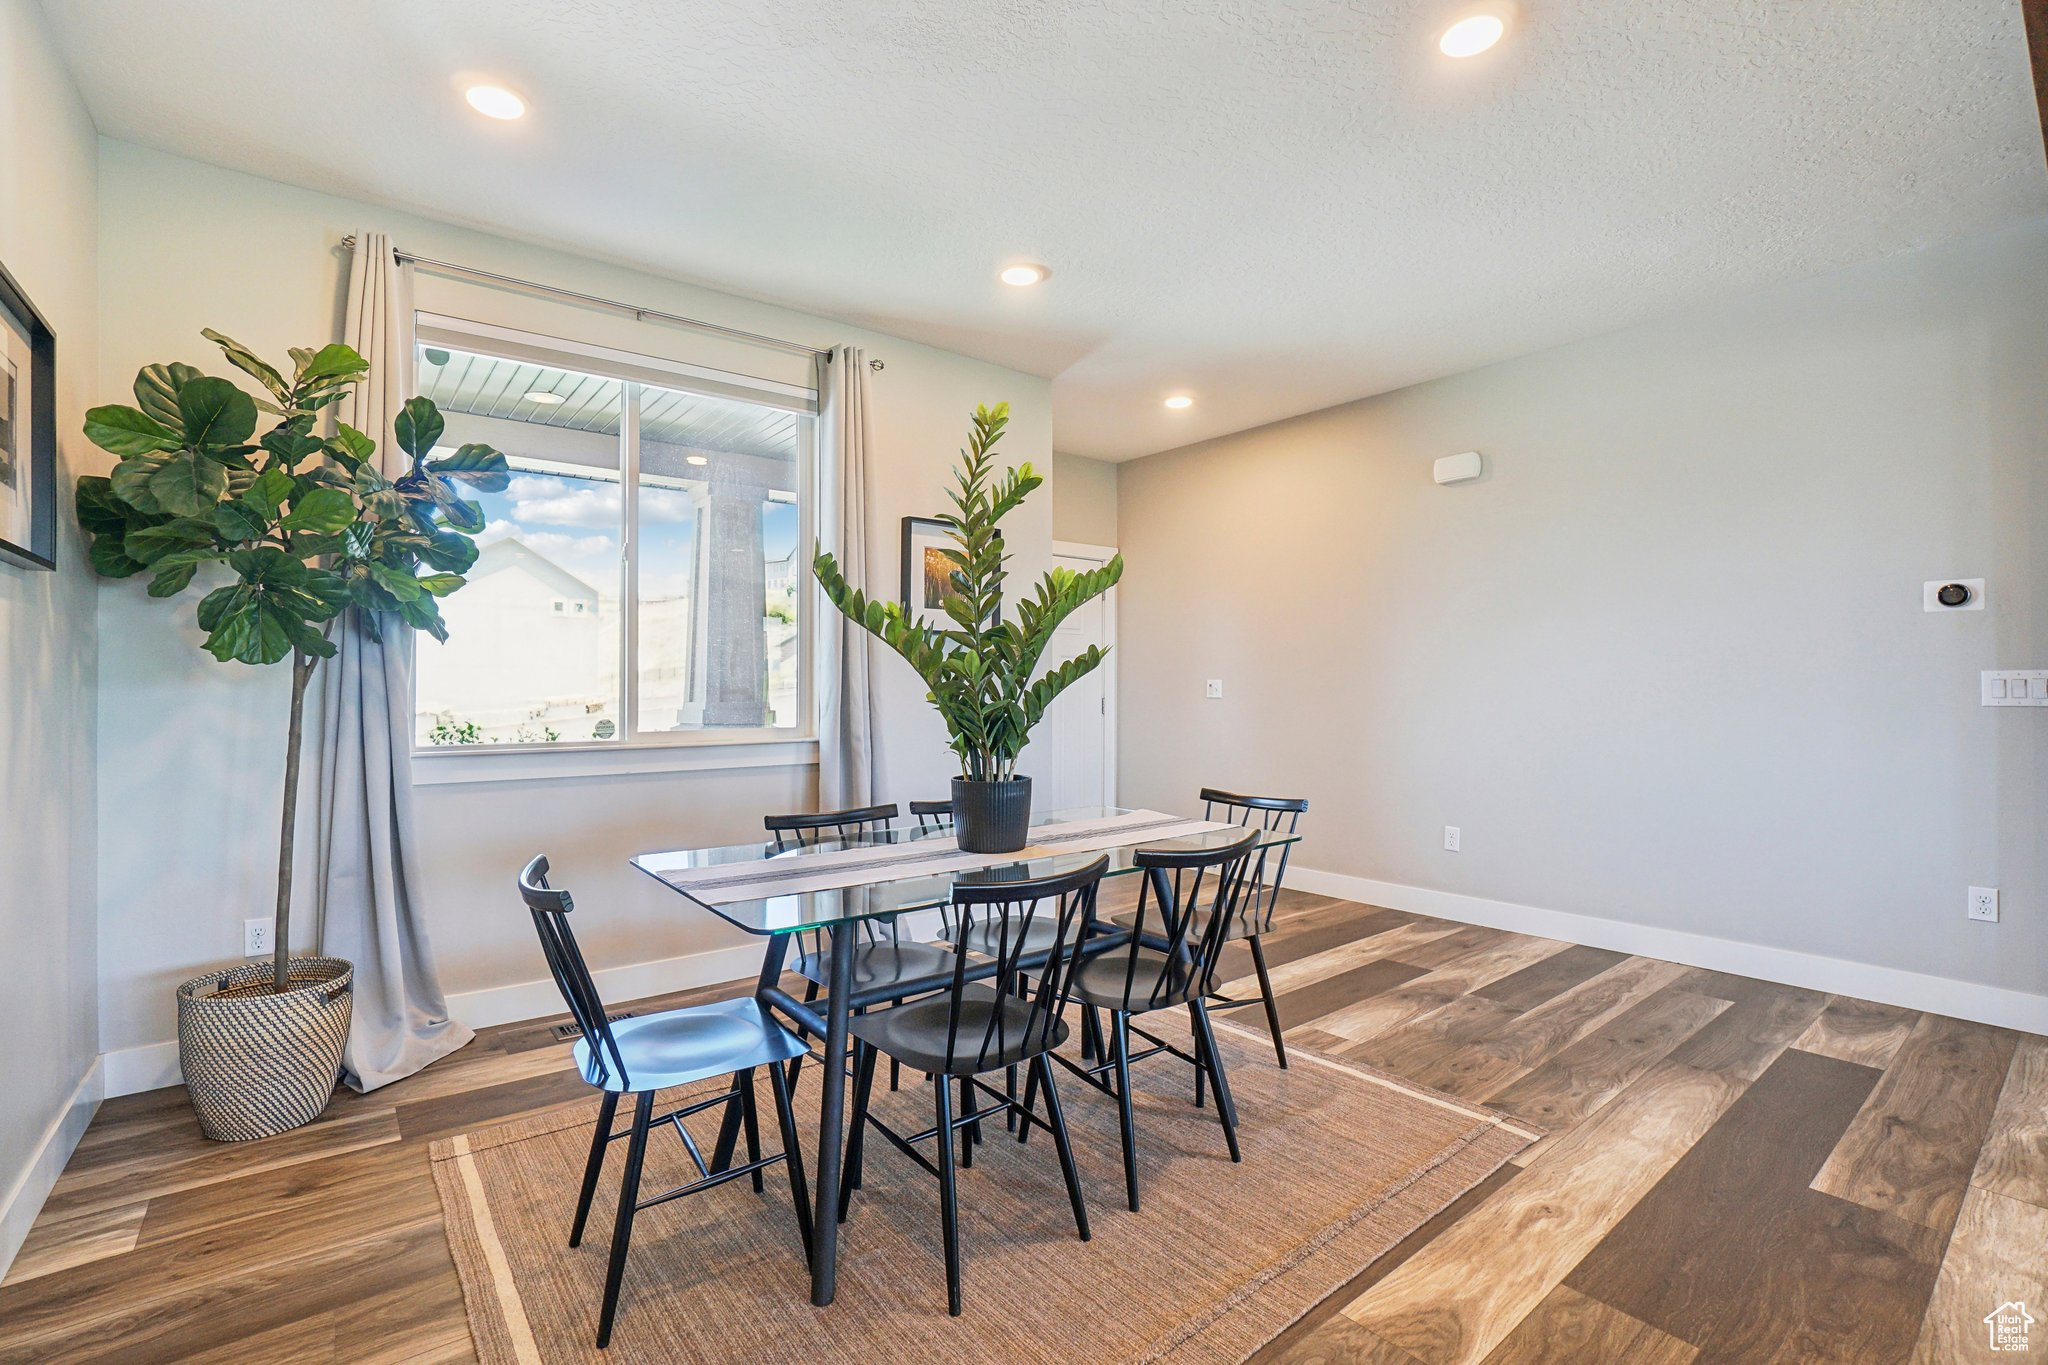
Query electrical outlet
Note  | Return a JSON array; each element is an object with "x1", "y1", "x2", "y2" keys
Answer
[
  {"x1": 1205, "y1": 679, "x2": 1223, "y2": 699},
  {"x1": 1968, "y1": 887, "x2": 1999, "y2": 923},
  {"x1": 244, "y1": 917, "x2": 273, "y2": 957},
  {"x1": 1443, "y1": 826, "x2": 1461, "y2": 852}
]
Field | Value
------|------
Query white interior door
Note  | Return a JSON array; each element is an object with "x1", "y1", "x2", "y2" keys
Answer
[{"x1": 1030, "y1": 544, "x2": 1117, "y2": 810}]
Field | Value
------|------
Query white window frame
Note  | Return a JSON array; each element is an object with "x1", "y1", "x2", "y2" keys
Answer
[{"x1": 408, "y1": 313, "x2": 819, "y2": 766}]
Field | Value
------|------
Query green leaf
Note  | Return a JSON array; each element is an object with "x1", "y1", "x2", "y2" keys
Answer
[
  {"x1": 296, "y1": 343, "x2": 368, "y2": 386},
  {"x1": 213, "y1": 501, "x2": 267, "y2": 542},
  {"x1": 177, "y1": 377, "x2": 258, "y2": 449},
  {"x1": 328, "y1": 423, "x2": 376, "y2": 470},
  {"x1": 393, "y1": 397, "x2": 445, "y2": 461},
  {"x1": 126, "y1": 518, "x2": 218, "y2": 565},
  {"x1": 367, "y1": 562, "x2": 425, "y2": 602},
  {"x1": 148, "y1": 451, "x2": 230, "y2": 517},
  {"x1": 87, "y1": 532, "x2": 148, "y2": 579},
  {"x1": 133, "y1": 363, "x2": 205, "y2": 429},
  {"x1": 201, "y1": 329, "x2": 289, "y2": 399},
  {"x1": 109, "y1": 455, "x2": 169, "y2": 513},
  {"x1": 75, "y1": 477, "x2": 130, "y2": 536},
  {"x1": 244, "y1": 467, "x2": 293, "y2": 517},
  {"x1": 147, "y1": 562, "x2": 198, "y2": 597},
  {"x1": 418, "y1": 530, "x2": 479, "y2": 574},
  {"x1": 85, "y1": 405, "x2": 182, "y2": 457},
  {"x1": 259, "y1": 425, "x2": 326, "y2": 466},
  {"x1": 415, "y1": 573, "x2": 465, "y2": 596},
  {"x1": 427, "y1": 443, "x2": 510, "y2": 492},
  {"x1": 196, "y1": 584, "x2": 242, "y2": 632},
  {"x1": 434, "y1": 488, "x2": 485, "y2": 533},
  {"x1": 281, "y1": 487, "x2": 357, "y2": 534}
]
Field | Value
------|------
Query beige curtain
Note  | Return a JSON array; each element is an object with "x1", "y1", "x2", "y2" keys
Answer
[
  {"x1": 817, "y1": 345, "x2": 877, "y2": 807},
  {"x1": 315, "y1": 231, "x2": 474, "y2": 1091}
]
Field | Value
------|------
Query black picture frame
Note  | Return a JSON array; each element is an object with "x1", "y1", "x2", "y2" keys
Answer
[
  {"x1": 901, "y1": 516, "x2": 1000, "y2": 629},
  {"x1": 0, "y1": 258, "x2": 57, "y2": 572}
]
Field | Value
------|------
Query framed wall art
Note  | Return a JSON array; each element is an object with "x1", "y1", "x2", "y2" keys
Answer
[
  {"x1": 901, "y1": 516, "x2": 1000, "y2": 630},
  {"x1": 0, "y1": 258, "x2": 57, "y2": 571}
]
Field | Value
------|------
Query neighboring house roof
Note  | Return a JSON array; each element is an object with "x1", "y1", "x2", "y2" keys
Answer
[{"x1": 473, "y1": 537, "x2": 600, "y2": 608}]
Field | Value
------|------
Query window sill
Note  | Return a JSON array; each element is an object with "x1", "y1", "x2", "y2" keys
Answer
[{"x1": 411, "y1": 737, "x2": 819, "y2": 786}]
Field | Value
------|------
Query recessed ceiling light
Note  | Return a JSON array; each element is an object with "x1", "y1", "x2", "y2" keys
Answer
[
  {"x1": 1439, "y1": 13, "x2": 1505, "y2": 57},
  {"x1": 524, "y1": 390, "x2": 565, "y2": 405},
  {"x1": 1164, "y1": 395, "x2": 1193, "y2": 410},
  {"x1": 686, "y1": 455, "x2": 709, "y2": 466},
  {"x1": 465, "y1": 84, "x2": 527, "y2": 120},
  {"x1": 999, "y1": 263, "x2": 1050, "y2": 287}
]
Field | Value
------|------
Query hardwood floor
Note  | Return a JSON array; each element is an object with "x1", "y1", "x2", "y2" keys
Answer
[{"x1": 3, "y1": 889, "x2": 2040, "y2": 1363}]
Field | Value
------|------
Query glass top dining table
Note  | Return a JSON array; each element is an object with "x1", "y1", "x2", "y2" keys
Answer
[
  {"x1": 627, "y1": 804, "x2": 1300, "y2": 1309},
  {"x1": 630, "y1": 804, "x2": 1301, "y2": 935}
]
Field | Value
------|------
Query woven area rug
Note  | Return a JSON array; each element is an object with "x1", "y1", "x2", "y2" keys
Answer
[{"x1": 432, "y1": 1017, "x2": 1538, "y2": 1364}]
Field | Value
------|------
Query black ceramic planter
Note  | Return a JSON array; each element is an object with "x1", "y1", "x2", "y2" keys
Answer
[{"x1": 952, "y1": 775, "x2": 1033, "y2": 853}]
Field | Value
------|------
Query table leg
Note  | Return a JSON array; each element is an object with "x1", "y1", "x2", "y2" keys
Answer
[
  {"x1": 810, "y1": 927, "x2": 856, "y2": 1305},
  {"x1": 713, "y1": 933, "x2": 792, "y2": 1174}
]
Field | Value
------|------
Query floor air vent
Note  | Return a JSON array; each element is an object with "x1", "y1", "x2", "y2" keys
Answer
[{"x1": 552, "y1": 1011, "x2": 636, "y2": 1040}]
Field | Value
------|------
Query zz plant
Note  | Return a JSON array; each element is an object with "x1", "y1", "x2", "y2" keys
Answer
[
  {"x1": 75, "y1": 331, "x2": 508, "y2": 994},
  {"x1": 813, "y1": 402, "x2": 1122, "y2": 782}
]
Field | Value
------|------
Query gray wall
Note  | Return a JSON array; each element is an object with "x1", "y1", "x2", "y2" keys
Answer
[
  {"x1": 1116, "y1": 220, "x2": 2047, "y2": 1003},
  {"x1": 0, "y1": 0, "x2": 100, "y2": 1267},
  {"x1": 1053, "y1": 451, "x2": 1119, "y2": 546}
]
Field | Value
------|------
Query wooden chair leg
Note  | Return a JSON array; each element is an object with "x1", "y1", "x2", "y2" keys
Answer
[
  {"x1": 768, "y1": 1057, "x2": 814, "y2": 1265},
  {"x1": 935, "y1": 1071, "x2": 962, "y2": 1316},
  {"x1": 737, "y1": 1069, "x2": 765, "y2": 1193},
  {"x1": 596, "y1": 1090, "x2": 654, "y2": 1350},
  {"x1": 1249, "y1": 933, "x2": 1288, "y2": 1068},
  {"x1": 569, "y1": 1090, "x2": 618, "y2": 1248},
  {"x1": 1034, "y1": 1054, "x2": 1091, "y2": 1242}
]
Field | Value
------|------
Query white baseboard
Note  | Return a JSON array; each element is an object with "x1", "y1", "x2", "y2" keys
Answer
[
  {"x1": 1288, "y1": 865, "x2": 2048, "y2": 1035},
  {"x1": 444, "y1": 940, "x2": 767, "y2": 1031},
  {"x1": 0, "y1": 1058, "x2": 103, "y2": 1282},
  {"x1": 98, "y1": 937, "x2": 781, "y2": 1099}
]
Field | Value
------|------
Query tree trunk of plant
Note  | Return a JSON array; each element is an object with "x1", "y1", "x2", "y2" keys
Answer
[{"x1": 272, "y1": 648, "x2": 316, "y2": 993}]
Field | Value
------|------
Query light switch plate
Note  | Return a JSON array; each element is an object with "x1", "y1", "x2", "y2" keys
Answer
[{"x1": 1982, "y1": 670, "x2": 2048, "y2": 706}]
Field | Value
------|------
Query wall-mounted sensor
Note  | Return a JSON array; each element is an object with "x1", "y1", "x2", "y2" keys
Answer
[
  {"x1": 1923, "y1": 579, "x2": 1985, "y2": 612},
  {"x1": 1434, "y1": 451, "x2": 1483, "y2": 485}
]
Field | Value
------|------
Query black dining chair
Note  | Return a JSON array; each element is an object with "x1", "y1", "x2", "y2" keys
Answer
[
  {"x1": 767, "y1": 804, "x2": 954, "y2": 1094},
  {"x1": 908, "y1": 799, "x2": 954, "y2": 833},
  {"x1": 1192, "y1": 789, "x2": 1308, "y2": 1069},
  {"x1": 518, "y1": 856, "x2": 813, "y2": 1350},
  {"x1": 836, "y1": 856, "x2": 1106, "y2": 1315},
  {"x1": 1031, "y1": 829, "x2": 1259, "y2": 1213}
]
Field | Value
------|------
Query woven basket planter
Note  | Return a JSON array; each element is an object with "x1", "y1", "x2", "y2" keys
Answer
[{"x1": 176, "y1": 956, "x2": 353, "y2": 1143}]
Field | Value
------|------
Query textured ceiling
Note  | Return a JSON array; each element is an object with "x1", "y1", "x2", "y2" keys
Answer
[{"x1": 41, "y1": 0, "x2": 2048, "y2": 459}]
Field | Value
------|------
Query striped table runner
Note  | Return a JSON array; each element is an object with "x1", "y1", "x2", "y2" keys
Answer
[{"x1": 654, "y1": 809, "x2": 1234, "y2": 905}]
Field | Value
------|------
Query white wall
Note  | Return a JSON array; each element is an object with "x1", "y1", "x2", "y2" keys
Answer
[
  {"x1": 1053, "y1": 451, "x2": 1119, "y2": 546},
  {"x1": 0, "y1": 0, "x2": 100, "y2": 1271},
  {"x1": 93, "y1": 141, "x2": 1052, "y2": 1069},
  {"x1": 1116, "y1": 221, "x2": 2048, "y2": 1023}
]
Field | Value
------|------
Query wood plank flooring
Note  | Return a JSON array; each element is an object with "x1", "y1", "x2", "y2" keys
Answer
[{"x1": 3, "y1": 888, "x2": 2041, "y2": 1363}]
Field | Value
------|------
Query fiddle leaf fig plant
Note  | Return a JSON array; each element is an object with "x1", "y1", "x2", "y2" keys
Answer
[
  {"x1": 75, "y1": 331, "x2": 510, "y2": 993},
  {"x1": 813, "y1": 401, "x2": 1123, "y2": 781}
]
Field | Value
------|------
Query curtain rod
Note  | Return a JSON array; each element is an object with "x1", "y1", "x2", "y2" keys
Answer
[{"x1": 341, "y1": 235, "x2": 882, "y2": 370}]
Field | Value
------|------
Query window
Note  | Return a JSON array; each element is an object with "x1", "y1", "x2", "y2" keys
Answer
[{"x1": 411, "y1": 321, "x2": 815, "y2": 750}]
